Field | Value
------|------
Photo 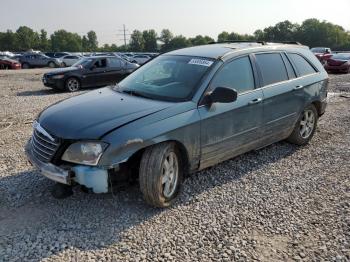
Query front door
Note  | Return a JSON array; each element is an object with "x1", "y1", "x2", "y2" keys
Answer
[
  {"x1": 199, "y1": 56, "x2": 264, "y2": 169},
  {"x1": 83, "y1": 58, "x2": 110, "y2": 87}
]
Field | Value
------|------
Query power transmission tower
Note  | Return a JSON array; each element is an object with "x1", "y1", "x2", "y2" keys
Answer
[{"x1": 117, "y1": 24, "x2": 131, "y2": 50}]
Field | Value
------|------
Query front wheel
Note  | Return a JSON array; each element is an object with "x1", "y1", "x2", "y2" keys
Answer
[
  {"x1": 48, "y1": 61, "x2": 56, "y2": 68},
  {"x1": 287, "y1": 104, "x2": 318, "y2": 145},
  {"x1": 139, "y1": 142, "x2": 183, "y2": 207},
  {"x1": 65, "y1": 77, "x2": 81, "y2": 92},
  {"x1": 22, "y1": 63, "x2": 30, "y2": 69}
]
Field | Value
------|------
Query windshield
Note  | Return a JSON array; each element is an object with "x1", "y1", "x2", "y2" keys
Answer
[
  {"x1": 72, "y1": 58, "x2": 93, "y2": 68},
  {"x1": 311, "y1": 48, "x2": 329, "y2": 53},
  {"x1": 331, "y1": 54, "x2": 350, "y2": 60},
  {"x1": 116, "y1": 55, "x2": 215, "y2": 102}
]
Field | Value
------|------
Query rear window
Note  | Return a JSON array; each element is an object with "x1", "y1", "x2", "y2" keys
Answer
[
  {"x1": 255, "y1": 53, "x2": 288, "y2": 86},
  {"x1": 288, "y1": 53, "x2": 317, "y2": 76}
]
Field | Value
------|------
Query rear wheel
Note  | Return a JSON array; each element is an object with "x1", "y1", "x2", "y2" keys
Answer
[
  {"x1": 48, "y1": 61, "x2": 56, "y2": 68},
  {"x1": 65, "y1": 77, "x2": 80, "y2": 92},
  {"x1": 287, "y1": 104, "x2": 318, "y2": 145},
  {"x1": 22, "y1": 63, "x2": 30, "y2": 69},
  {"x1": 139, "y1": 142, "x2": 183, "y2": 207}
]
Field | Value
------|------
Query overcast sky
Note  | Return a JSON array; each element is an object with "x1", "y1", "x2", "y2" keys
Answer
[{"x1": 1, "y1": 0, "x2": 350, "y2": 46}]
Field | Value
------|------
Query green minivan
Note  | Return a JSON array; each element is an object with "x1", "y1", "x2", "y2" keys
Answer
[{"x1": 26, "y1": 42, "x2": 328, "y2": 207}]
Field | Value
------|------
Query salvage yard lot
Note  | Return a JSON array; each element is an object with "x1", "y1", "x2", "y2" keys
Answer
[{"x1": 0, "y1": 69, "x2": 349, "y2": 261}]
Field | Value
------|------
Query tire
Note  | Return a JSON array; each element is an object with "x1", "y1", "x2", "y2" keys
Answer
[
  {"x1": 139, "y1": 142, "x2": 183, "y2": 207},
  {"x1": 51, "y1": 183, "x2": 73, "y2": 199},
  {"x1": 65, "y1": 77, "x2": 81, "y2": 92},
  {"x1": 22, "y1": 63, "x2": 30, "y2": 69},
  {"x1": 287, "y1": 104, "x2": 318, "y2": 145},
  {"x1": 48, "y1": 61, "x2": 56, "y2": 68}
]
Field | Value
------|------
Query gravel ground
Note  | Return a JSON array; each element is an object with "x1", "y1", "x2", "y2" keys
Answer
[{"x1": 0, "y1": 69, "x2": 349, "y2": 262}]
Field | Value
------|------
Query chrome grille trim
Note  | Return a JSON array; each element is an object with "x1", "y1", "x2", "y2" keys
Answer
[{"x1": 31, "y1": 123, "x2": 60, "y2": 163}]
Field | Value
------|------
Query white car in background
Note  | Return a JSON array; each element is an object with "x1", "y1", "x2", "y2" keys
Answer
[
  {"x1": 130, "y1": 54, "x2": 151, "y2": 65},
  {"x1": 61, "y1": 55, "x2": 83, "y2": 67}
]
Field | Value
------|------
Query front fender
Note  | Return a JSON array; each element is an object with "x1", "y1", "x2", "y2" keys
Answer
[{"x1": 98, "y1": 106, "x2": 201, "y2": 171}]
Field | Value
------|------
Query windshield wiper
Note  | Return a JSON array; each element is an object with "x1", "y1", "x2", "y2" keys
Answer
[{"x1": 122, "y1": 89, "x2": 151, "y2": 99}]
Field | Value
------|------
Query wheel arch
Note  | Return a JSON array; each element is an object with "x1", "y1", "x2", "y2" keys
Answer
[
  {"x1": 120, "y1": 139, "x2": 191, "y2": 177},
  {"x1": 311, "y1": 100, "x2": 322, "y2": 116}
]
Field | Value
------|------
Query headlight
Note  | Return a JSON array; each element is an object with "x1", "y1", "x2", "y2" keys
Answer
[
  {"x1": 51, "y1": 74, "x2": 65, "y2": 79},
  {"x1": 62, "y1": 141, "x2": 108, "y2": 166}
]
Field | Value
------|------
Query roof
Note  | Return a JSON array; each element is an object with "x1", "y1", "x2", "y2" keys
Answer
[{"x1": 166, "y1": 42, "x2": 307, "y2": 59}]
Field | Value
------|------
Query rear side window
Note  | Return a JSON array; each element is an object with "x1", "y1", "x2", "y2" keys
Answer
[
  {"x1": 107, "y1": 57, "x2": 121, "y2": 68},
  {"x1": 288, "y1": 53, "x2": 317, "y2": 76},
  {"x1": 211, "y1": 56, "x2": 255, "y2": 94},
  {"x1": 255, "y1": 53, "x2": 288, "y2": 86}
]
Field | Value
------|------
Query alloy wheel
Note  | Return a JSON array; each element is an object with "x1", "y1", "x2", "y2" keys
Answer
[
  {"x1": 161, "y1": 152, "x2": 179, "y2": 198},
  {"x1": 67, "y1": 78, "x2": 80, "y2": 92},
  {"x1": 299, "y1": 109, "x2": 315, "y2": 139}
]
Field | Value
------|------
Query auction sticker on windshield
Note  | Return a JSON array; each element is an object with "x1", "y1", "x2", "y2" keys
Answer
[{"x1": 188, "y1": 59, "x2": 213, "y2": 67}]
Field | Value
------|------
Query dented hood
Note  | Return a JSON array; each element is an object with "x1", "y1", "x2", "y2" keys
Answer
[{"x1": 39, "y1": 87, "x2": 173, "y2": 139}]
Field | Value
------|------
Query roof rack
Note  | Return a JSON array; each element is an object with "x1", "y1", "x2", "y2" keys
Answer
[
  {"x1": 209, "y1": 40, "x2": 303, "y2": 46},
  {"x1": 278, "y1": 41, "x2": 302, "y2": 45},
  {"x1": 209, "y1": 40, "x2": 266, "y2": 45}
]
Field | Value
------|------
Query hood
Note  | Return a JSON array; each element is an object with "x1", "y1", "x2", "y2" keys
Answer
[
  {"x1": 45, "y1": 67, "x2": 79, "y2": 75},
  {"x1": 38, "y1": 87, "x2": 173, "y2": 139}
]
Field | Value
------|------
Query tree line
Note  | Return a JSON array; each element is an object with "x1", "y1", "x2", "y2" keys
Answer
[{"x1": 0, "y1": 19, "x2": 349, "y2": 53}]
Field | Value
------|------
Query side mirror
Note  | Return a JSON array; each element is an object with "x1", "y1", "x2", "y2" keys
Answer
[{"x1": 205, "y1": 87, "x2": 237, "y2": 105}]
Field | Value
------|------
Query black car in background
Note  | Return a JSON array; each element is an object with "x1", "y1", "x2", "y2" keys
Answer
[{"x1": 42, "y1": 56, "x2": 139, "y2": 92}]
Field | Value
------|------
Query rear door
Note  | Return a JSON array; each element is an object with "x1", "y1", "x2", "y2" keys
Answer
[
  {"x1": 199, "y1": 55, "x2": 264, "y2": 169},
  {"x1": 106, "y1": 57, "x2": 125, "y2": 84},
  {"x1": 254, "y1": 52, "x2": 304, "y2": 142}
]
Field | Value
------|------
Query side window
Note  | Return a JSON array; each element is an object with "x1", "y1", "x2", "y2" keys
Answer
[
  {"x1": 255, "y1": 53, "x2": 288, "y2": 86},
  {"x1": 288, "y1": 53, "x2": 317, "y2": 76},
  {"x1": 107, "y1": 58, "x2": 121, "y2": 68},
  {"x1": 94, "y1": 58, "x2": 107, "y2": 68},
  {"x1": 211, "y1": 56, "x2": 255, "y2": 94},
  {"x1": 281, "y1": 53, "x2": 296, "y2": 79}
]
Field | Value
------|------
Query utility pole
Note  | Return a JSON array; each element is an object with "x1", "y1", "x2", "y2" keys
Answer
[{"x1": 117, "y1": 24, "x2": 131, "y2": 50}]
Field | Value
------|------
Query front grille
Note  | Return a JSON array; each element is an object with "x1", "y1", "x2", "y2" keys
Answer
[{"x1": 31, "y1": 128, "x2": 60, "y2": 163}]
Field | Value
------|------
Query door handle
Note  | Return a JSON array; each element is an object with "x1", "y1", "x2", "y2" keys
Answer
[
  {"x1": 248, "y1": 98, "x2": 263, "y2": 105},
  {"x1": 294, "y1": 85, "x2": 304, "y2": 90}
]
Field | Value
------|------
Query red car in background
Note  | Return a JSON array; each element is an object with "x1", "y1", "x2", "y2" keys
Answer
[
  {"x1": 324, "y1": 53, "x2": 350, "y2": 73},
  {"x1": 311, "y1": 47, "x2": 333, "y2": 64},
  {"x1": 0, "y1": 57, "x2": 21, "y2": 69}
]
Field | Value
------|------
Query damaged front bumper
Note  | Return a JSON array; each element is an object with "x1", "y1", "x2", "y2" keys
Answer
[
  {"x1": 25, "y1": 141, "x2": 109, "y2": 193},
  {"x1": 25, "y1": 141, "x2": 72, "y2": 185}
]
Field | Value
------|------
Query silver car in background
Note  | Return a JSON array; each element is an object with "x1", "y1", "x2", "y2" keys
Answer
[{"x1": 61, "y1": 55, "x2": 83, "y2": 67}]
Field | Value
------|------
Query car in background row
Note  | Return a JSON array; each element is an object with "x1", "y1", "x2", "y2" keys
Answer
[
  {"x1": 42, "y1": 55, "x2": 139, "y2": 92},
  {"x1": 61, "y1": 55, "x2": 83, "y2": 67},
  {"x1": 311, "y1": 47, "x2": 333, "y2": 64},
  {"x1": 45, "y1": 52, "x2": 71, "y2": 58},
  {"x1": 324, "y1": 53, "x2": 350, "y2": 73},
  {"x1": 19, "y1": 54, "x2": 62, "y2": 69},
  {"x1": 0, "y1": 57, "x2": 21, "y2": 69},
  {"x1": 130, "y1": 54, "x2": 151, "y2": 65}
]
